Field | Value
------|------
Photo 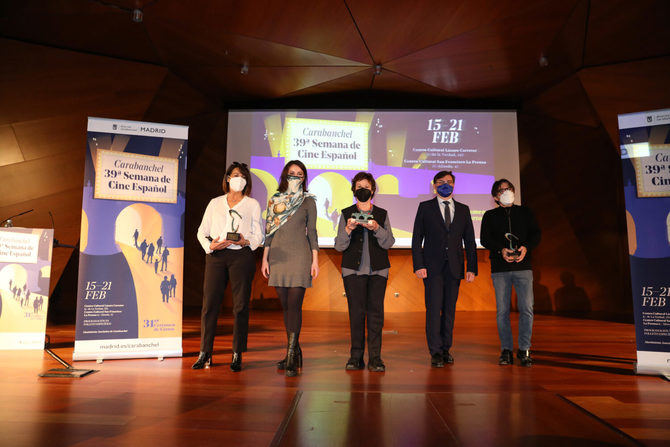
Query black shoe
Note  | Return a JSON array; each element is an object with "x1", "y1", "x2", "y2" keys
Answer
[
  {"x1": 192, "y1": 352, "x2": 212, "y2": 369},
  {"x1": 230, "y1": 352, "x2": 242, "y2": 372},
  {"x1": 443, "y1": 351, "x2": 454, "y2": 364},
  {"x1": 368, "y1": 357, "x2": 386, "y2": 372},
  {"x1": 517, "y1": 349, "x2": 533, "y2": 367},
  {"x1": 345, "y1": 357, "x2": 365, "y2": 370},
  {"x1": 431, "y1": 353, "x2": 445, "y2": 368},
  {"x1": 499, "y1": 349, "x2": 513, "y2": 365},
  {"x1": 285, "y1": 332, "x2": 300, "y2": 377},
  {"x1": 277, "y1": 342, "x2": 302, "y2": 370}
]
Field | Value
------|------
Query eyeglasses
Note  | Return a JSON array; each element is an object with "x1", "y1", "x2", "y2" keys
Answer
[{"x1": 498, "y1": 187, "x2": 512, "y2": 193}]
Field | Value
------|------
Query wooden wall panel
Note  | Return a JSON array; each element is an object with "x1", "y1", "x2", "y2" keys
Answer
[
  {"x1": 0, "y1": 39, "x2": 168, "y2": 296},
  {"x1": 516, "y1": 113, "x2": 631, "y2": 315},
  {"x1": 584, "y1": 0, "x2": 670, "y2": 66},
  {"x1": 384, "y1": 0, "x2": 577, "y2": 97},
  {"x1": 0, "y1": 39, "x2": 166, "y2": 125},
  {"x1": 349, "y1": 0, "x2": 535, "y2": 63},
  {"x1": 148, "y1": 0, "x2": 371, "y2": 64},
  {"x1": 0, "y1": 0, "x2": 163, "y2": 64},
  {"x1": 578, "y1": 56, "x2": 670, "y2": 147},
  {"x1": 0, "y1": 125, "x2": 24, "y2": 166},
  {"x1": 11, "y1": 114, "x2": 88, "y2": 161},
  {"x1": 524, "y1": 75, "x2": 600, "y2": 127}
]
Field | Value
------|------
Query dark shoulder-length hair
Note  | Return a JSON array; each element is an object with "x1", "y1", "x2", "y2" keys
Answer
[
  {"x1": 277, "y1": 160, "x2": 308, "y2": 193},
  {"x1": 222, "y1": 161, "x2": 252, "y2": 195}
]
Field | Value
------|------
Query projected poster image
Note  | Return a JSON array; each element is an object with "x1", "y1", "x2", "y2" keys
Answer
[{"x1": 227, "y1": 110, "x2": 520, "y2": 247}]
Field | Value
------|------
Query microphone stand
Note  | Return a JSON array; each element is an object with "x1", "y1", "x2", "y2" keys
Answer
[
  {"x1": 1, "y1": 209, "x2": 34, "y2": 227},
  {"x1": 39, "y1": 211, "x2": 97, "y2": 378}
]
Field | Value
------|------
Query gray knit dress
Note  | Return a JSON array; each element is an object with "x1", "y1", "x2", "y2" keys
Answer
[{"x1": 265, "y1": 196, "x2": 319, "y2": 288}]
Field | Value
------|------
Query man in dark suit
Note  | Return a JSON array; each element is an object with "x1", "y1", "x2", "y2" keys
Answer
[{"x1": 412, "y1": 171, "x2": 477, "y2": 367}]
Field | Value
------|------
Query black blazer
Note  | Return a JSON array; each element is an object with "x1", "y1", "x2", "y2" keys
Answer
[{"x1": 411, "y1": 197, "x2": 478, "y2": 279}]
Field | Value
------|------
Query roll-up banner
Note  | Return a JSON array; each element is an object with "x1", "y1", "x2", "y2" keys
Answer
[
  {"x1": 0, "y1": 228, "x2": 54, "y2": 349},
  {"x1": 618, "y1": 108, "x2": 670, "y2": 378},
  {"x1": 73, "y1": 118, "x2": 188, "y2": 361}
]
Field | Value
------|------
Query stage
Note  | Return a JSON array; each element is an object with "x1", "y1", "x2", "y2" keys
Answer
[{"x1": 2, "y1": 311, "x2": 668, "y2": 446}]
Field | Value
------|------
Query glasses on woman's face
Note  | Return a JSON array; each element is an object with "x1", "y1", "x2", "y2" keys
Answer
[
  {"x1": 498, "y1": 187, "x2": 512, "y2": 194},
  {"x1": 288, "y1": 169, "x2": 304, "y2": 178}
]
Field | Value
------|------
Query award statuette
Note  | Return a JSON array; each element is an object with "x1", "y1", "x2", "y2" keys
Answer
[
  {"x1": 351, "y1": 211, "x2": 374, "y2": 224},
  {"x1": 504, "y1": 232, "x2": 521, "y2": 259},
  {"x1": 226, "y1": 209, "x2": 242, "y2": 241}
]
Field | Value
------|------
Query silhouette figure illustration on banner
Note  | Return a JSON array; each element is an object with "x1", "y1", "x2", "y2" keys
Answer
[
  {"x1": 161, "y1": 247, "x2": 170, "y2": 272},
  {"x1": 147, "y1": 243, "x2": 155, "y2": 264},
  {"x1": 160, "y1": 276, "x2": 171, "y2": 303}
]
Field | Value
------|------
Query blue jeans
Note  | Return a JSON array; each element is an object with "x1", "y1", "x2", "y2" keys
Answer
[{"x1": 492, "y1": 270, "x2": 534, "y2": 351}]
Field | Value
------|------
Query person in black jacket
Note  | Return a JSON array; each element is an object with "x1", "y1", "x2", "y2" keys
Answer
[
  {"x1": 480, "y1": 179, "x2": 541, "y2": 367},
  {"x1": 412, "y1": 171, "x2": 477, "y2": 367},
  {"x1": 335, "y1": 172, "x2": 395, "y2": 372}
]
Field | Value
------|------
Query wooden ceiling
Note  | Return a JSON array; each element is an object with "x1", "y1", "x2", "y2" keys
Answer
[{"x1": 2, "y1": 0, "x2": 668, "y2": 103}]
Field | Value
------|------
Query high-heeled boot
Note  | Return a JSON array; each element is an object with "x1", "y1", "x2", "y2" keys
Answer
[
  {"x1": 192, "y1": 351, "x2": 212, "y2": 369},
  {"x1": 277, "y1": 333, "x2": 302, "y2": 370},
  {"x1": 285, "y1": 332, "x2": 299, "y2": 377},
  {"x1": 230, "y1": 352, "x2": 242, "y2": 372}
]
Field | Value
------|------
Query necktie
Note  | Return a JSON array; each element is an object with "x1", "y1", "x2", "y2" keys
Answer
[{"x1": 443, "y1": 200, "x2": 451, "y2": 230}]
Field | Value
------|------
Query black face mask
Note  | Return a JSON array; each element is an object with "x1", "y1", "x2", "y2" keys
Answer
[{"x1": 354, "y1": 188, "x2": 372, "y2": 202}]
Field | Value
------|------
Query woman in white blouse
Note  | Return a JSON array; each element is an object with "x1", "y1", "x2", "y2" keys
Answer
[{"x1": 193, "y1": 162, "x2": 264, "y2": 371}]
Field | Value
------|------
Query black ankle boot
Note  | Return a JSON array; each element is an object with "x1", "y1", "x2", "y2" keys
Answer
[
  {"x1": 517, "y1": 349, "x2": 533, "y2": 367},
  {"x1": 277, "y1": 339, "x2": 301, "y2": 369},
  {"x1": 499, "y1": 349, "x2": 513, "y2": 365},
  {"x1": 192, "y1": 352, "x2": 212, "y2": 369},
  {"x1": 285, "y1": 332, "x2": 299, "y2": 377},
  {"x1": 230, "y1": 352, "x2": 242, "y2": 372}
]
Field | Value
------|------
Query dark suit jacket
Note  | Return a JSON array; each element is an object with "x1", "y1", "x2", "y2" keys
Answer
[{"x1": 411, "y1": 197, "x2": 478, "y2": 279}]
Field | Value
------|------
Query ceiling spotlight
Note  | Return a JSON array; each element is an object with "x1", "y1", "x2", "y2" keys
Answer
[
  {"x1": 240, "y1": 63, "x2": 249, "y2": 75},
  {"x1": 374, "y1": 64, "x2": 382, "y2": 75},
  {"x1": 538, "y1": 53, "x2": 549, "y2": 68},
  {"x1": 132, "y1": 8, "x2": 143, "y2": 23}
]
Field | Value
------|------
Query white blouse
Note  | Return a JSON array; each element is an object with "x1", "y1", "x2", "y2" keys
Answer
[{"x1": 197, "y1": 195, "x2": 264, "y2": 253}]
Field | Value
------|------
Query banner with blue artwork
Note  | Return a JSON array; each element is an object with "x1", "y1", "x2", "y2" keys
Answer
[
  {"x1": 0, "y1": 227, "x2": 54, "y2": 349},
  {"x1": 73, "y1": 118, "x2": 187, "y2": 361},
  {"x1": 619, "y1": 108, "x2": 670, "y2": 377}
]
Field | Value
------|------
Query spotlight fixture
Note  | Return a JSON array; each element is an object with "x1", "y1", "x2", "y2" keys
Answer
[
  {"x1": 132, "y1": 8, "x2": 143, "y2": 23},
  {"x1": 374, "y1": 64, "x2": 382, "y2": 75},
  {"x1": 538, "y1": 53, "x2": 549, "y2": 68},
  {"x1": 240, "y1": 63, "x2": 249, "y2": 75}
]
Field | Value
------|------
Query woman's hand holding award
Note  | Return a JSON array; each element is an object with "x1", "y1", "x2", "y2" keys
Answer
[{"x1": 227, "y1": 210, "x2": 242, "y2": 242}]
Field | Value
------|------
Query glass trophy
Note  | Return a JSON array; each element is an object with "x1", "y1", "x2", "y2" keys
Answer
[
  {"x1": 504, "y1": 232, "x2": 521, "y2": 259},
  {"x1": 227, "y1": 209, "x2": 242, "y2": 241}
]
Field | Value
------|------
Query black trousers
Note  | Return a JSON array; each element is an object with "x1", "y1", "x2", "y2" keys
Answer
[
  {"x1": 343, "y1": 274, "x2": 387, "y2": 361},
  {"x1": 200, "y1": 247, "x2": 256, "y2": 353},
  {"x1": 424, "y1": 260, "x2": 461, "y2": 356}
]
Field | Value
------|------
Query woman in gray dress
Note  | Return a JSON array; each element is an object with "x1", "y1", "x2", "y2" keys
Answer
[{"x1": 261, "y1": 160, "x2": 319, "y2": 377}]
